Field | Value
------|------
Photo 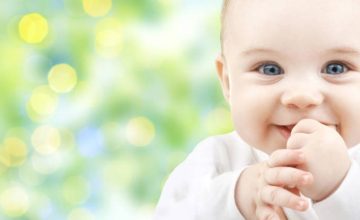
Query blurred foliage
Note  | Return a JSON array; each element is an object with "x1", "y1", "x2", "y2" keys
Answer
[{"x1": 0, "y1": 0, "x2": 233, "y2": 219}]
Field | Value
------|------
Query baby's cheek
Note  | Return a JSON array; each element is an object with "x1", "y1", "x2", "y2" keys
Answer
[{"x1": 341, "y1": 127, "x2": 360, "y2": 148}]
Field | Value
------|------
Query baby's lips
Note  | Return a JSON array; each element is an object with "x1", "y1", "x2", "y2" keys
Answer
[{"x1": 321, "y1": 123, "x2": 337, "y2": 131}]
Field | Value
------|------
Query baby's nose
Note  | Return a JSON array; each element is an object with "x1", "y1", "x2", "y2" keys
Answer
[{"x1": 281, "y1": 85, "x2": 324, "y2": 109}]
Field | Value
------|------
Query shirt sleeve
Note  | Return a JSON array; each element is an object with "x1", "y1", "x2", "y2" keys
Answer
[
  {"x1": 311, "y1": 145, "x2": 360, "y2": 220},
  {"x1": 153, "y1": 137, "x2": 246, "y2": 220}
]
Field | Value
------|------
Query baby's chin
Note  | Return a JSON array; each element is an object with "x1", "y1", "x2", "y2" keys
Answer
[
  {"x1": 239, "y1": 133, "x2": 287, "y2": 155},
  {"x1": 253, "y1": 144, "x2": 286, "y2": 155}
]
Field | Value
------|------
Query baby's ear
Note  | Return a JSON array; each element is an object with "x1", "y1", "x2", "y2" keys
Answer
[{"x1": 215, "y1": 54, "x2": 230, "y2": 102}]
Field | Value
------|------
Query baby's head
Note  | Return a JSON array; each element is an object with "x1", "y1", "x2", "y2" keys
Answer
[{"x1": 216, "y1": 0, "x2": 360, "y2": 154}]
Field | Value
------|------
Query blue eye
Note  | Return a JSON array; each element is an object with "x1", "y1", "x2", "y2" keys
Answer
[
  {"x1": 258, "y1": 63, "x2": 283, "y2": 75},
  {"x1": 325, "y1": 63, "x2": 348, "y2": 75}
]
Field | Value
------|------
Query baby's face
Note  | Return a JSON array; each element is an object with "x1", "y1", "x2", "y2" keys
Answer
[{"x1": 217, "y1": 0, "x2": 360, "y2": 154}]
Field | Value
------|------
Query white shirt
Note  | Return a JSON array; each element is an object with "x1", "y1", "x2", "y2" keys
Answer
[{"x1": 154, "y1": 131, "x2": 360, "y2": 220}]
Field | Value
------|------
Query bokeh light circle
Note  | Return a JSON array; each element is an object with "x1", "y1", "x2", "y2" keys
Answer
[
  {"x1": 95, "y1": 18, "x2": 123, "y2": 57},
  {"x1": 31, "y1": 153, "x2": 61, "y2": 175},
  {"x1": 31, "y1": 125, "x2": 61, "y2": 155},
  {"x1": 82, "y1": 0, "x2": 112, "y2": 17},
  {"x1": 0, "y1": 186, "x2": 29, "y2": 217},
  {"x1": 0, "y1": 137, "x2": 27, "y2": 167},
  {"x1": 125, "y1": 117, "x2": 155, "y2": 147},
  {"x1": 18, "y1": 13, "x2": 48, "y2": 44},
  {"x1": 28, "y1": 86, "x2": 58, "y2": 117},
  {"x1": 48, "y1": 64, "x2": 78, "y2": 93}
]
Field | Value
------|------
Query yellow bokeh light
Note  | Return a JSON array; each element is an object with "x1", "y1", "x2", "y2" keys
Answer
[
  {"x1": 28, "y1": 86, "x2": 58, "y2": 117},
  {"x1": 48, "y1": 64, "x2": 78, "y2": 93},
  {"x1": 0, "y1": 137, "x2": 27, "y2": 167},
  {"x1": 95, "y1": 18, "x2": 123, "y2": 57},
  {"x1": 0, "y1": 186, "x2": 29, "y2": 217},
  {"x1": 18, "y1": 13, "x2": 48, "y2": 44},
  {"x1": 26, "y1": 102, "x2": 44, "y2": 122},
  {"x1": 82, "y1": 0, "x2": 112, "y2": 17},
  {"x1": 31, "y1": 125, "x2": 61, "y2": 155},
  {"x1": 125, "y1": 117, "x2": 155, "y2": 147},
  {"x1": 68, "y1": 208, "x2": 95, "y2": 220}
]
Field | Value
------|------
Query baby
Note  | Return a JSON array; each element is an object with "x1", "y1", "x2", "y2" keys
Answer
[{"x1": 154, "y1": 0, "x2": 360, "y2": 219}]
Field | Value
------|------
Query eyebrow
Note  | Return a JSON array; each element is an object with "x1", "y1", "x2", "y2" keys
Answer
[
  {"x1": 325, "y1": 47, "x2": 360, "y2": 55},
  {"x1": 240, "y1": 48, "x2": 278, "y2": 56},
  {"x1": 240, "y1": 46, "x2": 360, "y2": 57}
]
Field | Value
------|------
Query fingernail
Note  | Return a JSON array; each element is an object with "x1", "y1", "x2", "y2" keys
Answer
[{"x1": 296, "y1": 200, "x2": 306, "y2": 210}]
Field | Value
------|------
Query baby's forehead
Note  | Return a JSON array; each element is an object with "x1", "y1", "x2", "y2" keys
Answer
[{"x1": 221, "y1": 0, "x2": 360, "y2": 56}]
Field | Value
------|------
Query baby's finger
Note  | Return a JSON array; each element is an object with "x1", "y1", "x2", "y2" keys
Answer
[
  {"x1": 268, "y1": 149, "x2": 305, "y2": 167},
  {"x1": 291, "y1": 119, "x2": 320, "y2": 135},
  {"x1": 287, "y1": 132, "x2": 308, "y2": 149},
  {"x1": 260, "y1": 185, "x2": 309, "y2": 211},
  {"x1": 274, "y1": 206, "x2": 288, "y2": 220},
  {"x1": 265, "y1": 167, "x2": 313, "y2": 187},
  {"x1": 255, "y1": 205, "x2": 281, "y2": 220}
]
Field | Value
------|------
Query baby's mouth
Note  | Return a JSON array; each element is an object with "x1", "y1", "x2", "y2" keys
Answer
[
  {"x1": 277, "y1": 124, "x2": 296, "y2": 139},
  {"x1": 285, "y1": 125, "x2": 295, "y2": 131},
  {"x1": 277, "y1": 123, "x2": 339, "y2": 139}
]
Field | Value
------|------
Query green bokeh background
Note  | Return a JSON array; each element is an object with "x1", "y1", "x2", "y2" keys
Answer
[{"x1": 0, "y1": 0, "x2": 233, "y2": 219}]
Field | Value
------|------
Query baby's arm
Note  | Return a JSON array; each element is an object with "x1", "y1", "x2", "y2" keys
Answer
[{"x1": 235, "y1": 149, "x2": 313, "y2": 220}]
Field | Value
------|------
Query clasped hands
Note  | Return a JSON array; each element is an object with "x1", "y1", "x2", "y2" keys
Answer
[{"x1": 236, "y1": 119, "x2": 351, "y2": 220}]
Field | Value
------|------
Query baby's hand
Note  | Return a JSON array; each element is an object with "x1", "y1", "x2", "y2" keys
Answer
[
  {"x1": 287, "y1": 118, "x2": 351, "y2": 201},
  {"x1": 235, "y1": 149, "x2": 312, "y2": 220}
]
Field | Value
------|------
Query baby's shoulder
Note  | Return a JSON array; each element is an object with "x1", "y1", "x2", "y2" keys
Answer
[
  {"x1": 187, "y1": 131, "x2": 255, "y2": 169},
  {"x1": 193, "y1": 131, "x2": 246, "y2": 152}
]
